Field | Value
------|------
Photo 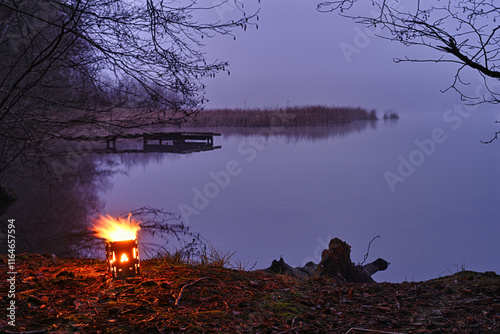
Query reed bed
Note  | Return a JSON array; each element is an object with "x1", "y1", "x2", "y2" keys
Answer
[{"x1": 182, "y1": 105, "x2": 378, "y2": 127}]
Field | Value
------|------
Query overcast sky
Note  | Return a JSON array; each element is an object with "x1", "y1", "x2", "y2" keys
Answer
[{"x1": 199, "y1": 1, "x2": 491, "y2": 115}]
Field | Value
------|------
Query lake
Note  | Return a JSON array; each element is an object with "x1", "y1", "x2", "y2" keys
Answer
[
  {"x1": 97, "y1": 109, "x2": 500, "y2": 283},
  {"x1": 3, "y1": 109, "x2": 499, "y2": 283}
]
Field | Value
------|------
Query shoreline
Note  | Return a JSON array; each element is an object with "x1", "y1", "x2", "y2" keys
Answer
[{"x1": 1, "y1": 253, "x2": 498, "y2": 333}]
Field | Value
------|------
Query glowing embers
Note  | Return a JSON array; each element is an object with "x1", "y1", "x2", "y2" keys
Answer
[
  {"x1": 91, "y1": 214, "x2": 141, "y2": 279},
  {"x1": 105, "y1": 239, "x2": 140, "y2": 279}
]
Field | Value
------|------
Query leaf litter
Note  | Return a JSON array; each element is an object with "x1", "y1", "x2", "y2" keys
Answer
[{"x1": 1, "y1": 254, "x2": 499, "y2": 333}]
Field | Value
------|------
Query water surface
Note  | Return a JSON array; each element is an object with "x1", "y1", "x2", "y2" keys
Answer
[{"x1": 98, "y1": 110, "x2": 500, "y2": 282}]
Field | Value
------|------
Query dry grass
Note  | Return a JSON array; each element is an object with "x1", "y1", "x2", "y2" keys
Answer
[
  {"x1": 199, "y1": 244, "x2": 237, "y2": 268},
  {"x1": 4, "y1": 254, "x2": 499, "y2": 333},
  {"x1": 150, "y1": 244, "x2": 251, "y2": 270},
  {"x1": 180, "y1": 105, "x2": 378, "y2": 127}
]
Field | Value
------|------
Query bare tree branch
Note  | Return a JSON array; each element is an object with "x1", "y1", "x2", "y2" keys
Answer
[
  {"x1": 0, "y1": 0, "x2": 258, "y2": 176},
  {"x1": 319, "y1": 0, "x2": 500, "y2": 141}
]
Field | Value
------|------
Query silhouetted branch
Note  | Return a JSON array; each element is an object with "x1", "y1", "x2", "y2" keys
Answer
[
  {"x1": 130, "y1": 206, "x2": 202, "y2": 244},
  {"x1": 0, "y1": 0, "x2": 258, "y2": 175},
  {"x1": 480, "y1": 121, "x2": 500, "y2": 143},
  {"x1": 318, "y1": 0, "x2": 500, "y2": 105},
  {"x1": 360, "y1": 234, "x2": 380, "y2": 266}
]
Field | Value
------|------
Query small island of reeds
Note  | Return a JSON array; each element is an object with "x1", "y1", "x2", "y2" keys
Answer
[
  {"x1": 383, "y1": 111, "x2": 400, "y2": 120},
  {"x1": 180, "y1": 105, "x2": 379, "y2": 127}
]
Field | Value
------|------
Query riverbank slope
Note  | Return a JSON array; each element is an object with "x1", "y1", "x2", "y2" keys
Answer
[{"x1": 1, "y1": 254, "x2": 498, "y2": 333}]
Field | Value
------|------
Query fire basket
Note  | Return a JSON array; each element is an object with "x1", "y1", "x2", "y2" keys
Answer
[
  {"x1": 91, "y1": 214, "x2": 141, "y2": 279},
  {"x1": 105, "y1": 239, "x2": 140, "y2": 278}
]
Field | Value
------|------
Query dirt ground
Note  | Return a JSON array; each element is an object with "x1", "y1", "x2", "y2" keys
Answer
[{"x1": 1, "y1": 254, "x2": 499, "y2": 333}]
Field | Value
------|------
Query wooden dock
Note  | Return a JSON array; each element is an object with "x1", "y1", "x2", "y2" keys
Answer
[
  {"x1": 142, "y1": 132, "x2": 221, "y2": 153},
  {"x1": 78, "y1": 131, "x2": 221, "y2": 154}
]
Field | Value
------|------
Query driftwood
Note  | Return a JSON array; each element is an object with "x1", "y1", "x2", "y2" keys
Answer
[{"x1": 261, "y1": 238, "x2": 389, "y2": 282}]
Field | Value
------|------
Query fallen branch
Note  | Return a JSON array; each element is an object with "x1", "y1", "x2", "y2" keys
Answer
[
  {"x1": 4, "y1": 329, "x2": 49, "y2": 334},
  {"x1": 360, "y1": 235, "x2": 381, "y2": 265},
  {"x1": 175, "y1": 277, "x2": 209, "y2": 307},
  {"x1": 346, "y1": 328, "x2": 403, "y2": 333}
]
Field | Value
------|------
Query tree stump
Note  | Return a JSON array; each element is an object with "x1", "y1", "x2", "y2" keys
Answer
[
  {"x1": 261, "y1": 237, "x2": 389, "y2": 282},
  {"x1": 318, "y1": 237, "x2": 387, "y2": 283}
]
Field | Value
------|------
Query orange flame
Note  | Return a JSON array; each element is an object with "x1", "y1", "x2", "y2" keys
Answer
[
  {"x1": 120, "y1": 253, "x2": 129, "y2": 262},
  {"x1": 91, "y1": 213, "x2": 141, "y2": 242}
]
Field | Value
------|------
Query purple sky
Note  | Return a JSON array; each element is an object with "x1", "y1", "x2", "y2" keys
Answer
[{"x1": 199, "y1": 1, "x2": 487, "y2": 115}]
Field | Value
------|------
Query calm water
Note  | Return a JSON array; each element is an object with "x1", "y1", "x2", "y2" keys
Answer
[
  {"x1": 97, "y1": 110, "x2": 500, "y2": 283},
  {"x1": 3, "y1": 110, "x2": 499, "y2": 283}
]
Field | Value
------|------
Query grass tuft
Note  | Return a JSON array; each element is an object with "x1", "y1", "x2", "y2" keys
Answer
[{"x1": 200, "y1": 244, "x2": 237, "y2": 268}]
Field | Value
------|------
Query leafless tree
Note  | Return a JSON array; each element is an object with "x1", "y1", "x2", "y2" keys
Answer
[
  {"x1": 0, "y1": 0, "x2": 257, "y2": 176},
  {"x1": 318, "y1": 0, "x2": 500, "y2": 140}
]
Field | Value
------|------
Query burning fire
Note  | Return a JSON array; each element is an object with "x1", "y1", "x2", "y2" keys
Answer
[{"x1": 91, "y1": 213, "x2": 141, "y2": 242}]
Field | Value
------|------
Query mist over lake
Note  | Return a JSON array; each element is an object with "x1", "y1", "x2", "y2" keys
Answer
[
  {"x1": 94, "y1": 110, "x2": 500, "y2": 283},
  {"x1": 4, "y1": 1, "x2": 500, "y2": 332}
]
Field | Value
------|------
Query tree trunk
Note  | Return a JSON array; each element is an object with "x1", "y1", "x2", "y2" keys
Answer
[
  {"x1": 261, "y1": 238, "x2": 389, "y2": 282},
  {"x1": 318, "y1": 238, "x2": 388, "y2": 283}
]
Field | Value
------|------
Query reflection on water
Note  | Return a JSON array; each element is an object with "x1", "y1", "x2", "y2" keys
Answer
[
  {"x1": 2, "y1": 115, "x2": 499, "y2": 283},
  {"x1": 0, "y1": 155, "x2": 108, "y2": 256},
  {"x1": 0, "y1": 122, "x2": 371, "y2": 257},
  {"x1": 201, "y1": 121, "x2": 378, "y2": 140}
]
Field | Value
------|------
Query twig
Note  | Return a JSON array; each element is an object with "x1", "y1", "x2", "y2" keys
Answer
[
  {"x1": 3, "y1": 330, "x2": 49, "y2": 334},
  {"x1": 346, "y1": 328, "x2": 403, "y2": 334},
  {"x1": 275, "y1": 328, "x2": 299, "y2": 334},
  {"x1": 175, "y1": 277, "x2": 209, "y2": 307},
  {"x1": 360, "y1": 235, "x2": 380, "y2": 265},
  {"x1": 121, "y1": 302, "x2": 152, "y2": 315},
  {"x1": 480, "y1": 130, "x2": 500, "y2": 144}
]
